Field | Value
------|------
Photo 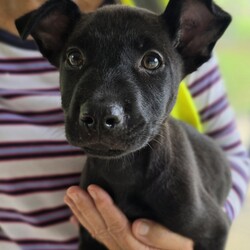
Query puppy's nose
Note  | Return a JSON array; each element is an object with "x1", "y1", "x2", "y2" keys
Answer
[
  {"x1": 79, "y1": 102, "x2": 124, "y2": 131},
  {"x1": 103, "y1": 113, "x2": 122, "y2": 129}
]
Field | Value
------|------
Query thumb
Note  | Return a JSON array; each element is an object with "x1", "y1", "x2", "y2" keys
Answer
[{"x1": 132, "y1": 219, "x2": 194, "y2": 250}]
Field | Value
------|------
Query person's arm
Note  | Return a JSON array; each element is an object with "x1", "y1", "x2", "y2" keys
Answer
[
  {"x1": 64, "y1": 185, "x2": 194, "y2": 250},
  {"x1": 186, "y1": 54, "x2": 250, "y2": 221}
]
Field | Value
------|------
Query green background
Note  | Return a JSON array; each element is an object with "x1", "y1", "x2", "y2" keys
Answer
[{"x1": 216, "y1": 0, "x2": 250, "y2": 114}]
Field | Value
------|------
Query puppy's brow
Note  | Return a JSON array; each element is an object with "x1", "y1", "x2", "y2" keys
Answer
[{"x1": 134, "y1": 36, "x2": 161, "y2": 52}]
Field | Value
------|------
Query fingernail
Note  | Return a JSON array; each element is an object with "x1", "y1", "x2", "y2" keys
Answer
[
  {"x1": 137, "y1": 221, "x2": 149, "y2": 236},
  {"x1": 69, "y1": 192, "x2": 79, "y2": 202},
  {"x1": 88, "y1": 187, "x2": 97, "y2": 200}
]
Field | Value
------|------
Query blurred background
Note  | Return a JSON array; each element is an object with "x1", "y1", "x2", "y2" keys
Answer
[{"x1": 215, "y1": 0, "x2": 250, "y2": 249}]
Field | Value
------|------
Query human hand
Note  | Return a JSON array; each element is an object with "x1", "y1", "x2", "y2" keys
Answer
[{"x1": 64, "y1": 185, "x2": 193, "y2": 250}]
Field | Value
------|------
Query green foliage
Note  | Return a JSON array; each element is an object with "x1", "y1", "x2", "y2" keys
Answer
[{"x1": 214, "y1": 0, "x2": 250, "y2": 114}]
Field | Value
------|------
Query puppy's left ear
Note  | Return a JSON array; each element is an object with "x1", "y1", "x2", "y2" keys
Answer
[
  {"x1": 15, "y1": 0, "x2": 81, "y2": 66},
  {"x1": 162, "y1": 0, "x2": 231, "y2": 75}
]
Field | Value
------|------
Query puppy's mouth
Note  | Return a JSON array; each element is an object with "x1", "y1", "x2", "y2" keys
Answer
[{"x1": 82, "y1": 143, "x2": 125, "y2": 158}]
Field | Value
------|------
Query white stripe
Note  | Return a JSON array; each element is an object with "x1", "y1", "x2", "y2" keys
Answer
[
  {"x1": 0, "y1": 96, "x2": 61, "y2": 112},
  {"x1": 186, "y1": 54, "x2": 219, "y2": 87},
  {"x1": 190, "y1": 78, "x2": 226, "y2": 112},
  {"x1": 215, "y1": 128, "x2": 242, "y2": 149},
  {"x1": 0, "y1": 242, "x2": 21, "y2": 250},
  {"x1": 0, "y1": 191, "x2": 70, "y2": 212},
  {"x1": 231, "y1": 170, "x2": 248, "y2": 195},
  {"x1": 229, "y1": 156, "x2": 250, "y2": 180},
  {"x1": 0, "y1": 73, "x2": 59, "y2": 90},
  {"x1": 0, "y1": 42, "x2": 40, "y2": 58},
  {"x1": 203, "y1": 107, "x2": 235, "y2": 134},
  {"x1": 1, "y1": 222, "x2": 78, "y2": 241},
  {"x1": 0, "y1": 156, "x2": 84, "y2": 179},
  {"x1": 225, "y1": 143, "x2": 248, "y2": 156},
  {"x1": 227, "y1": 188, "x2": 242, "y2": 218},
  {"x1": 0, "y1": 125, "x2": 65, "y2": 141}
]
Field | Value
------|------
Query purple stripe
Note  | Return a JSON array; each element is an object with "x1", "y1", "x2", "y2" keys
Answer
[
  {"x1": 244, "y1": 159, "x2": 250, "y2": 178},
  {"x1": 201, "y1": 103, "x2": 229, "y2": 122},
  {"x1": 199, "y1": 95, "x2": 226, "y2": 114},
  {"x1": 231, "y1": 162, "x2": 250, "y2": 183},
  {"x1": 0, "y1": 108, "x2": 62, "y2": 116},
  {"x1": 0, "y1": 236, "x2": 78, "y2": 244},
  {"x1": 188, "y1": 66, "x2": 220, "y2": 96},
  {"x1": 233, "y1": 151, "x2": 249, "y2": 157},
  {"x1": 0, "y1": 182, "x2": 79, "y2": 195},
  {"x1": 199, "y1": 95, "x2": 228, "y2": 122},
  {"x1": 0, "y1": 68, "x2": 57, "y2": 74},
  {"x1": 0, "y1": 150, "x2": 83, "y2": 162},
  {"x1": 0, "y1": 57, "x2": 48, "y2": 63},
  {"x1": 232, "y1": 183, "x2": 245, "y2": 204},
  {"x1": 224, "y1": 200, "x2": 235, "y2": 221},
  {"x1": 0, "y1": 29, "x2": 38, "y2": 50},
  {"x1": 191, "y1": 75, "x2": 221, "y2": 97},
  {"x1": 222, "y1": 140, "x2": 242, "y2": 151},
  {"x1": 0, "y1": 62, "x2": 54, "y2": 70},
  {"x1": 0, "y1": 141, "x2": 69, "y2": 148},
  {"x1": 0, "y1": 113, "x2": 64, "y2": 123},
  {"x1": 0, "y1": 176, "x2": 80, "y2": 193},
  {"x1": 0, "y1": 213, "x2": 71, "y2": 227},
  {"x1": 0, "y1": 144, "x2": 81, "y2": 157},
  {"x1": 0, "y1": 109, "x2": 64, "y2": 125},
  {"x1": 206, "y1": 120, "x2": 236, "y2": 138},
  {"x1": 0, "y1": 236, "x2": 78, "y2": 250},
  {"x1": 0, "y1": 120, "x2": 64, "y2": 125},
  {"x1": 0, "y1": 88, "x2": 60, "y2": 99},
  {"x1": 0, "y1": 87, "x2": 59, "y2": 93},
  {"x1": 19, "y1": 243, "x2": 77, "y2": 250},
  {"x1": 0, "y1": 208, "x2": 72, "y2": 227},
  {"x1": 189, "y1": 66, "x2": 218, "y2": 89},
  {"x1": 0, "y1": 204, "x2": 68, "y2": 215},
  {"x1": 0, "y1": 173, "x2": 81, "y2": 184}
]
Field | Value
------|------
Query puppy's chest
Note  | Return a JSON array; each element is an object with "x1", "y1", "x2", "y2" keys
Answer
[
  {"x1": 81, "y1": 159, "x2": 160, "y2": 221},
  {"x1": 81, "y1": 157, "x2": 197, "y2": 233}
]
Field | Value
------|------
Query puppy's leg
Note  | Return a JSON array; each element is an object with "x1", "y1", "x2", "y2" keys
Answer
[
  {"x1": 194, "y1": 200, "x2": 230, "y2": 250},
  {"x1": 79, "y1": 226, "x2": 107, "y2": 250}
]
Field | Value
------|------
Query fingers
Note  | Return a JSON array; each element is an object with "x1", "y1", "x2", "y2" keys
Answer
[
  {"x1": 132, "y1": 219, "x2": 194, "y2": 250},
  {"x1": 65, "y1": 185, "x2": 193, "y2": 250},
  {"x1": 87, "y1": 185, "x2": 145, "y2": 249},
  {"x1": 64, "y1": 187, "x2": 95, "y2": 234},
  {"x1": 65, "y1": 185, "x2": 147, "y2": 250},
  {"x1": 64, "y1": 186, "x2": 119, "y2": 249}
]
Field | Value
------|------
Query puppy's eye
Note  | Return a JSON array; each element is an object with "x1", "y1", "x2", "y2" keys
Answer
[
  {"x1": 67, "y1": 49, "x2": 84, "y2": 68},
  {"x1": 142, "y1": 52, "x2": 162, "y2": 70}
]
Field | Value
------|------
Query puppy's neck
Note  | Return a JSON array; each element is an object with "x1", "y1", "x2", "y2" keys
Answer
[{"x1": 86, "y1": 121, "x2": 173, "y2": 186}]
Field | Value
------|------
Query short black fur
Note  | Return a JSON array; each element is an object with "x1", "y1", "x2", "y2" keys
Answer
[{"x1": 16, "y1": 1, "x2": 232, "y2": 249}]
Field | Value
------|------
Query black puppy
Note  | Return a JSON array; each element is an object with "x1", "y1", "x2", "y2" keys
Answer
[{"x1": 16, "y1": 0, "x2": 232, "y2": 249}]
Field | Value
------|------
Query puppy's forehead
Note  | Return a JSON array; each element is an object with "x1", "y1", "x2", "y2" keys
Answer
[{"x1": 72, "y1": 5, "x2": 167, "y2": 47}]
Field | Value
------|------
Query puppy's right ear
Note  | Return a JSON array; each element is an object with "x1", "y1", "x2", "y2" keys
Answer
[
  {"x1": 15, "y1": 0, "x2": 81, "y2": 66},
  {"x1": 162, "y1": 0, "x2": 231, "y2": 75}
]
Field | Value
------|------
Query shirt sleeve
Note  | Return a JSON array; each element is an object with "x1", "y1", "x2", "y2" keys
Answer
[{"x1": 186, "y1": 54, "x2": 250, "y2": 221}]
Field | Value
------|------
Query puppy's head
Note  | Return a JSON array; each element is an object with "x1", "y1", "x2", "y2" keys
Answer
[{"x1": 16, "y1": 0, "x2": 231, "y2": 158}]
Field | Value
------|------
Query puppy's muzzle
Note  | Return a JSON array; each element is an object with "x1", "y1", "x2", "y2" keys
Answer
[{"x1": 79, "y1": 101, "x2": 125, "y2": 133}]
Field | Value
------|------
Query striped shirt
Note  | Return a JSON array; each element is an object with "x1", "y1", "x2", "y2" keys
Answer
[{"x1": 0, "y1": 19, "x2": 249, "y2": 250}]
